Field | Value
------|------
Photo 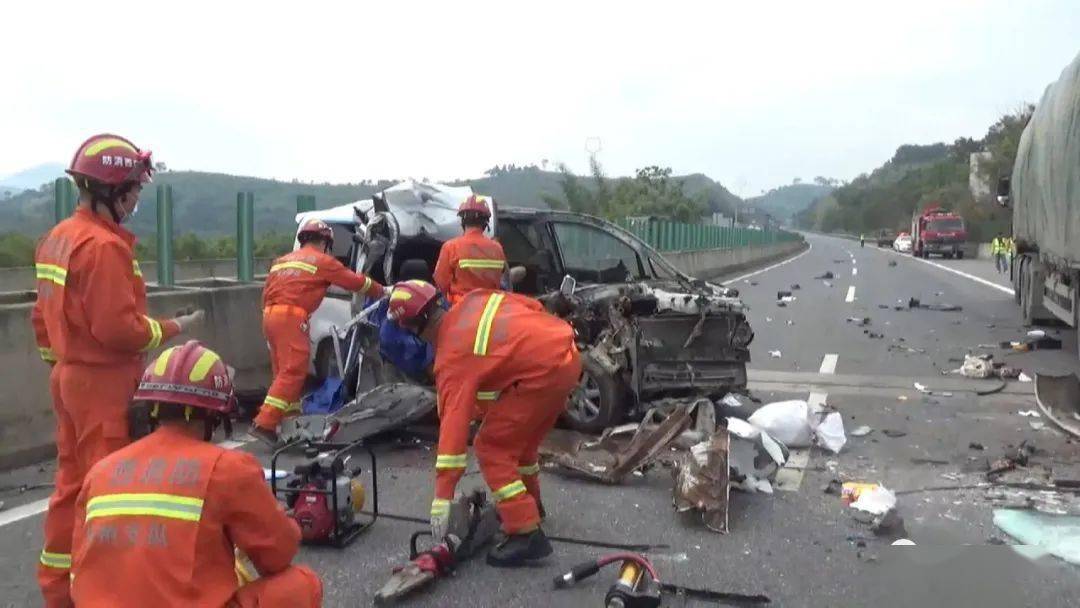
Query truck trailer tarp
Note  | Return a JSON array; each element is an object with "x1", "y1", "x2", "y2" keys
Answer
[{"x1": 1012, "y1": 51, "x2": 1080, "y2": 265}]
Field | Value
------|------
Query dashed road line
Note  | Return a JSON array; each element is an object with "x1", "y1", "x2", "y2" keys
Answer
[
  {"x1": 819, "y1": 354, "x2": 839, "y2": 375},
  {"x1": 852, "y1": 267, "x2": 858, "y2": 276},
  {"x1": 845, "y1": 285, "x2": 856, "y2": 302},
  {"x1": 776, "y1": 357, "x2": 835, "y2": 492},
  {"x1": 872, "y1": 243, "x2": 1013, "y2": 296}
]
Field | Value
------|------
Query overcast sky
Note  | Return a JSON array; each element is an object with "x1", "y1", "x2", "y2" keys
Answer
[{"x1": 2, "y1": 1, "x2": 1077, "y2": 196}]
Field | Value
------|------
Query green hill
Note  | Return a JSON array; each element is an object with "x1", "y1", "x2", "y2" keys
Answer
[
  {"x1": 748, "y1": 182, "x2": 834, "y2": 221},
  {"x1": 1, "y1": 165, "x2": 741, "y2": 241}
]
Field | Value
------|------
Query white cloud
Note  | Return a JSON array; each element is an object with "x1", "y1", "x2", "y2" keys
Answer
[{"x1": 2, "y1": 0, "x2": 1077, "y2": 194}]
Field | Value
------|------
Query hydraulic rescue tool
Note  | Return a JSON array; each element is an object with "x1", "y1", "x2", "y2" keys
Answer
[
  {"x1": 554, "y1": 553, "x2": 662, "y2": 608},
  {"x1": 374, "y1": 491, "x2": 500, "y2": 605},
  {"x1": 271, "y1": 438, "x2": 378, "y2": 547}
]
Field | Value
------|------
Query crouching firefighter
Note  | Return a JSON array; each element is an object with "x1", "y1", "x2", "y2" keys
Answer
[
  {"x1": 387, "y1": 281, "x2": 582, "y2": 567},
  {"x1": 252, "y1": 218, "x2": 385, "y2": 444},
  {"x1": 70, "y1": 341, "x2": 323, "y2": 607}
]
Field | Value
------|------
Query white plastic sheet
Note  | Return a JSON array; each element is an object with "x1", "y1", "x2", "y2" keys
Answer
[
  {"x1": 850, "y1": 486, "x2": 897, "y2": 516},
  {"x1": 746, "y1": 399, "x2": 847, "y2": 454}
]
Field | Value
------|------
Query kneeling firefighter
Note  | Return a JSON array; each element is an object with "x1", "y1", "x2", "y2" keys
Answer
[
  {"x1": 388, "y1": 281, "x2": 582, "y2": 567},
  {"x1": 70, "y1": 341, "x2": 322, "y2": 607}
]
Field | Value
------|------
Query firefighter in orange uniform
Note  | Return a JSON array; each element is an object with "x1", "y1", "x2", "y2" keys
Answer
[
  {"x1": 433, "y1": 195, "x2": 506, "y2": 305},
  {"x1": 71, "y1": 340, "x2": 322, "y2": 607},
  {"x1": 32, "y1": 134, "x2": 203, "y2": 607},
  {"x1": 250, "y1": 218, "x2": 385, "y2": 444},
  {"x1": 387, "y1": 281, "x2": 581, "y2": 567}
]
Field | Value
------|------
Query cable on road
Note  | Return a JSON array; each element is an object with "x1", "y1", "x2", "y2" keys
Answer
[
  {"x1": 357, "y1": 510, "x2": 669, "y2": 552},
  {"x1": 976, "y1": 379, "x2": 1008, "y2": 396}
]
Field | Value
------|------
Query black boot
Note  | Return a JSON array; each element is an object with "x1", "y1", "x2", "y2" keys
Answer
[{"x1": 486, "y1": 528, "x2": 553, "y2": 567}]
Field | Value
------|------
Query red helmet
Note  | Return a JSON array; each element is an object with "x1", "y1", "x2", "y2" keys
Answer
[
  {"x1": 458, "y1": 195, "x2": 491, "y2": 219},
  {"x1": 134, "y1": 340, "x2": 235, "y2": 413},
  {"x1": 387, "y1": 280, "x2": 441, "y2": 329},
  {"x1": 67, "y1": 134, "x2": 153, "y2": 186},
  {"x1": 298, "y1": 218, "x2": 334, "y2": 244}
]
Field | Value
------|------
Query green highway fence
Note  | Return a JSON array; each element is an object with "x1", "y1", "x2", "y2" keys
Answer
[{"x1": 614, "y1": 217, "x2": 801, "y2": 252}]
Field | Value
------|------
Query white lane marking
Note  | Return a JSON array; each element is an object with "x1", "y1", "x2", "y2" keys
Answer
[
  {"x1": 776, "y1": 390, "x2": 828, "y2": 492},
  {"x1": 819, "y1": 354, "x2": 839, "y2": 375},
  {"x1": 0, "y1": 437, "x2": 253, "y2": 528},
  {"x1": 878, "y1": 245, "x2": 1012, "y2": 295},
  {"x1": 852, "y1": 267, "x2": 858, "y2": 276},
  {"x1": 727, "y1": 242, "x2": 814, "y2": 283},
  {"x1": 845, "y1": 285, "x2": 856, "y2": 302}
]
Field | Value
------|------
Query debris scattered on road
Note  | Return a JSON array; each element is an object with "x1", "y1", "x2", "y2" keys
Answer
[
  {"x1": 777, "y1": 290, "x2": 792, "y2": 299},
  {"x1": 891, "y1": 538, "x2": 915, "y2": 545},
  {"x1": 674, "y1": 429, "x2": 730, "y2": 533},
  {"x1": 882, "y1": 429, "x2": 907, "y2": 438},
  {"x1": 824, "y1": 479, "x2": 843, "y2": 495},
  {"x1": 907, "y1": 297, "x2": 963, "y2": 312},
  {"x1": 878, "y1": 304, "x2": 890, "y2": 309},
  {"x1": 850, "y1": 425, "x2": 873, "y2": 437},
  {"x1": 815, "y1": 271, "x2": 835, "y2": 280},
  {"x1": 913, "y1": 382, "x2": 952, "y2": 397},
  {"x1": 954, "y1": 354, "x2": 994, "y2": 379},
  {"x1": 850, "y1": 485, "x2": 897, "y2": 515},
  {"x1": 768, "y1": 350, "x2": 782, "y2": 358},
  {"x1": 790, "y1": 283, "x2": 801, "y2": 290},
  {"x1": 1017, "y1": 410, "x2": 1042, "y2": 418},
  {"x1": 1019, "y1": 372, "x2": 1033, "y2": 382},
  {"x1": 726, "y1": 417, "x2": 787, "y2": 495},
  {"x1": 888, "y1": 260, "x2": 898, "y2": 267},
  {"x1": 911, "y1": 457, "x2": 950, "y2": 466},
  {"x1": 833, "y1": 259, "x2": 847, "y2": 264},
  {"x1": 1028, "y1": 330, "x2": 1046, "y2": 339},
  {"x1": 969, "y1": 442, "x2": 985, "y2": 451},
  {"x1": 846, "y1": 317, "x2": 870, "y2": 326},
  {"x1": 1030, "y1": 421, "x2": 1048, "y2": 431},
  {"x1": 823, "y1": 281, "x2": 833, "y2": 287},
  {"x1": 872, "y1": 508, "x2": 907, "y2": 538},
  {"x1": 841, "y1": 482, "x2": 880, "y2": 505},
  {"x1": 721, "y1": 394, "x2": 744, "y2": 408},
  {"x1": 746, "y1": 399, "x2": 847, "y2": 453},
  {"x1": 993, "y1": 509, "x2": 1080, "y2": 565}
]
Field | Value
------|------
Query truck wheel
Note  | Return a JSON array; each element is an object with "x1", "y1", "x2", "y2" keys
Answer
[
  {"x1": 956, "y1": 250, "x2": 964, "y2": 259},
  {"x1": 563, "y1": 352, "x2": 624, "y2": 433},
  {"x1": 1021, "y1": 259, "x2": 1052, "y2": 327},
  {"x1": 944, "y1": 252, "x2": 954, "y2": 259}
]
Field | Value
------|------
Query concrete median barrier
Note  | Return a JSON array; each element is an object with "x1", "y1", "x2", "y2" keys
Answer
[
  {"x1": 0, "y1": 280, "x2": 269, "y2": 470},
  {"x1": 663, "y1": 240, "x2": 808, "y2": 279}
]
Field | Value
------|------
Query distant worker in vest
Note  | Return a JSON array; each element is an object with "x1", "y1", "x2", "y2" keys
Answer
[
  {"x1": 433, "y1": 195, "x2": 507, "y2": 305},
  {"x1": 71, "y1": 341, "x2": 322, "y2": 607},
  {"x1": 251, "y1": 218, "x2": 385, "y2": 445},
  {"x1": 387, "y1": 281, "x2": 581, "y2": 567},
  {"x1": 31, "y1": 133, "x2": 204, "y2": 607},
  {"x1": 992, "y1": 232, "x2": 1009, "y2": 274}
]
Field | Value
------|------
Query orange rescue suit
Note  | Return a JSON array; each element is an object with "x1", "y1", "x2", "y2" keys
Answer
[
  {"x1": 32, "y1": 206, "x2": 180, "y2": 607},
  {"x1": 71, "y1": 425, "x2": 322, "y2": 607},
  {"x1": 433, "y1": 227, "x2": 507, "y2": 305},
  {"x1": 432, "y1": 290, "x2": 581, "y2": 534},
  {"x1": 253, "y1": 245, "x2": 384, "y2": 431}
]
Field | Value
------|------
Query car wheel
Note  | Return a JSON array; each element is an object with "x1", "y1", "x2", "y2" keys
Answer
[{"x1": 563, "y1": 353, "x2": 624, "y2": 433}]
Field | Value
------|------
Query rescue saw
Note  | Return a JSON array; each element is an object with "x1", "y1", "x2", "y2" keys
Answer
[{"x1": 373, "y1": 490, "x2": 500, "y2": 605}]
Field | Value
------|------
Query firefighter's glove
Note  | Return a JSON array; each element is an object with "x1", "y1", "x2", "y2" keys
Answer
[
  {"x1": 430, "y1": 498, "x2": 451, "y2": 542},
  {"x1": 174, "y1": 309, "x2": 206, "y2": 332}
]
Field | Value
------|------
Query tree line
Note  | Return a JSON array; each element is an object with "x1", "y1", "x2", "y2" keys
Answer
[{"x1": 795, "y1": 106, "x2": 1032, "y2": 242}]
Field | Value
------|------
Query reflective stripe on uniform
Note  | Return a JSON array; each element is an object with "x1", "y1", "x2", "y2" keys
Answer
[
  {"x1": 270, "y1": 261, "x2": 318, "y2": 274},
  {"x1": 458, "y1": 259, "x2": 505, "y2": 270},
  {"x1": 518, "y1": 463, "x2": 540, "y2": 476},
  {"x1": 264, "y1": 395, "x2": 292, "y2": 411},
  {"x1": 132, "y1": 260, "x2": 143, "y2": 277},
  {"x1": 39, "y1": 347, "x2": 57, "y2": 363},
  {"x1": 360, "y1": 276, "x2": 373, "y2": 293},
  {"x1": 435, "y1": 454, "x2": 468, "y2": 470},
  {"x1": 141, "y1": 316, "x2": 163, "y2": 352},
  {"x1": 492, "y1": 480, "x2": 527, "y2": 502},
  {"x1": 84, "y1": 138, "x2": 136, "y2": 156},
  {"x1": 35, "y1": 263, "x2": 68, "y2": 287},
  {"x1": 86, "y1": 492, "x2": 204, "y2": 522},
  {"x1": 430, "y1": 499, "x2": 450, "y2": 516},
  {"x1": 472, "y1": 293, "x2": 505, "y2": 356},
  {"x1": 39, "y1": 550, "x2": 71, "y2": 569},
  {"x1": 476, "y1": 391, "x2": 499, "y2": 401}
]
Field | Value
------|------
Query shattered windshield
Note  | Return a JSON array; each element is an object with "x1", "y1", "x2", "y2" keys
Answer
[{"x1": 552, "y1": 221, "x2": 646, "y2": 283}]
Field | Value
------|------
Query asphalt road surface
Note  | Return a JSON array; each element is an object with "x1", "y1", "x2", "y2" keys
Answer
[{"x1": 3, "y1": 232, "x2": 1080, "y2": 607}]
